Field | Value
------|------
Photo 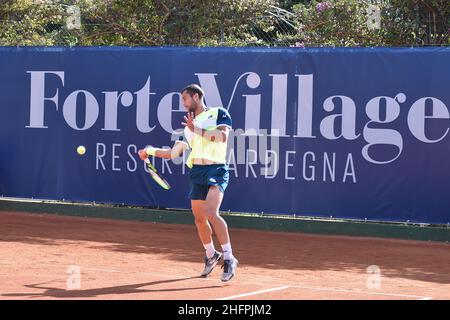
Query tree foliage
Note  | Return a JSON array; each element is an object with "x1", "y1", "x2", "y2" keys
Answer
[
  {"x1": 285, "y1": 0, "x2": 449, "y2": 47},
  {"x1": 0, "y1": 0, "x2": 448, "y2": 47}
]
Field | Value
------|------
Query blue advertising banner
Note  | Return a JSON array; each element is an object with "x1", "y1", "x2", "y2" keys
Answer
[{"x1": 0, "y1": 46, "x2": 449, "y2": 224}]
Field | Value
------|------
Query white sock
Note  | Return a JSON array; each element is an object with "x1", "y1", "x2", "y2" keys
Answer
[
  {"x1": 221, "y1": 243, "x2": 233, "y2": 260},
  {"x1": 203, "y1": 242, "x2": 216, "y2": 259}
]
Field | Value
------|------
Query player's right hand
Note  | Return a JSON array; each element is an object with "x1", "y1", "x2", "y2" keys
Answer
[{"x1": 138, "y1": 149, "x2": 148, "y2": 161}]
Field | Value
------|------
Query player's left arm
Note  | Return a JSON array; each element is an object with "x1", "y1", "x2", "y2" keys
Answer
[
  {"x1": 202, "y1": 125, "x2": 229, "y2": 143},
  {"x1": 183, "y1": 108, "x2": 232, "y2": 143},
  {"x1": 210, "y1": 107, "x2": 232, "y2": 143}
]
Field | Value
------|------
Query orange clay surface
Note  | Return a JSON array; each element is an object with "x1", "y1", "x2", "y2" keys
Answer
[{"x1": 0, "y1": 211, "x2": 449, "y2": 300}]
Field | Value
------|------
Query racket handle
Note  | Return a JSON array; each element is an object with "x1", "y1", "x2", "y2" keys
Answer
[{"x1": 144, "y1": 158, "x2": 150, "y2": 164}]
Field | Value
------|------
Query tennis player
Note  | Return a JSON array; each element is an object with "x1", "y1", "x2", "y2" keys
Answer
[{"x1": 138, "y1": 84, "x2": 238, "y2": 282}]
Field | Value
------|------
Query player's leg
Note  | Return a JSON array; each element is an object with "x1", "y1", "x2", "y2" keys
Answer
[
  {"x1": 191, "y1": 200, "x2": 213, "y2": 245},
  {"x1": 204, "y1": 185, "x2": 238, "y2": 282},
  {"x1": 191, "y1": 199, "x2": 222, "y2": 277},
  {"x1": 204, "y1": 186, "x2": 230, "y2": 245}
]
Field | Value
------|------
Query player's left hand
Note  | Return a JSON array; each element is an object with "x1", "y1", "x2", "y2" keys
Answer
[{"x1": 182, "y1": 112, "x2": 195, "y2": 132}]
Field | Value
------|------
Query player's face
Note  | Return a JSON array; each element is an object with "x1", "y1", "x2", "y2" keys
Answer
[{"x1": 181, "y1": 92, "x2": 199, "y2": 113}]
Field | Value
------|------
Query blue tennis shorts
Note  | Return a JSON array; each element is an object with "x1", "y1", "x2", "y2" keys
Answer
[{"x1": 188, "y1": 164, "x2": 229, "y2": 200}]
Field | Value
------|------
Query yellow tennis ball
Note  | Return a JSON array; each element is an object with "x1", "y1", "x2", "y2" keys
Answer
[{"x1": 77, "y1": 146, "x2": 86, "y2": 155}]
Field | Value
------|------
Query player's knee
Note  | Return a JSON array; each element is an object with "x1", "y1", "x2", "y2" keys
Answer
[
  {"x1": 204, "y1": 207, "x2": 219, "y2": 220},
  {"x1": 194, "y1": 216, "x2": 208, "y2": 226}
]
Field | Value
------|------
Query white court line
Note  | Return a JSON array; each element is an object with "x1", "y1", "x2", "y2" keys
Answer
[
  {"x1": 133, "y1": 270, "x2": 432, "y2": 300},
  {"x1": 217, "y1": 286, "x2": 290, "y2": 300},
  {"x1": 39, "y1": 263, "x2": 432, "y2": 300},
  {"x1": 275, "y1": 284, "x2": 432, "y2": 300}
]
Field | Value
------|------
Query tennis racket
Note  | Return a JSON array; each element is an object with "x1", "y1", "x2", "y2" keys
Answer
[{"x1": 144, "y1": 158, "x2": 171, "y2": 190}]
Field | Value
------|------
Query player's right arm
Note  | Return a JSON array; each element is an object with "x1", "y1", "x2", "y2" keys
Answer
[{"x1": 138, "y1": 140, "x2": 188, "y2": 160}]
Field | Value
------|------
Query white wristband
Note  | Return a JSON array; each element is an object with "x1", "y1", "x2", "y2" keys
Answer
[{"x1": 145, "y1": 147, "x2": 157, "y2": 156}]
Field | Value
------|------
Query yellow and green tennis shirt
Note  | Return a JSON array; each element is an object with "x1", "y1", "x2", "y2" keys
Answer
[{"x1": 177, "y1": 107, "x2": 232, "y2": 168}]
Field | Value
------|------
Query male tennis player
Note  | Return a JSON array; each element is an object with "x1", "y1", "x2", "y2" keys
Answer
[{"x1": 138, "y1": 84, "x2": 238, "y2": 282}]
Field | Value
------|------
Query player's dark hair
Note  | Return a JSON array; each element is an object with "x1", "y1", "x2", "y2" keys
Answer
[{"x1": 181, "y1": 84, "x2": 204, "y2": 99}]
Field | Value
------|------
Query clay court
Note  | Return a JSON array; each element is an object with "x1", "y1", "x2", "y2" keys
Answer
[{"x1": 0, "y1": 211, "x2": 448, "y2": 300}]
